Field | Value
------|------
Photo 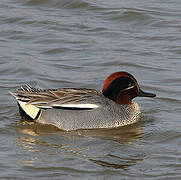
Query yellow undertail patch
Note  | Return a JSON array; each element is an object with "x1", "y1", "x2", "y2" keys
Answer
[{"x1": 18, "y1": 101, "x2": 40, "y2": 119}]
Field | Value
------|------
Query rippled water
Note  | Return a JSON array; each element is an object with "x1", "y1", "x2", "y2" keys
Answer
[{"x1": 1, "y1": 0, "x2": 181, "y2": 179}]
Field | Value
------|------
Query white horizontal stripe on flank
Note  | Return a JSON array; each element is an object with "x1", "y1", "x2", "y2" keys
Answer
[
  {"x1": 37, "y1": 106, "x2": 52, "y2": 109},
  {"x1": 52, "y1": 103, "x2": 99, "y2": 109}
]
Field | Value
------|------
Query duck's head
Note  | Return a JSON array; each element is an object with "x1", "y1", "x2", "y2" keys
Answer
[{"x1": 102, "y1": 72, "x2": 156, "y2": 104}]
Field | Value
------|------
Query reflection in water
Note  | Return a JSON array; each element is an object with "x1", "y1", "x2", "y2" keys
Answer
[
  {"x1": 16, "y1": 123, "x2": 88, "y2": 167},
  {"x1": 19, "y1": 157, "x2": 38, "y2": 167},
  {"x1": 17, "y1": 136, "x2": 38, "y2": 167},
  {"x1": 18, "y1": 137, "x2": 38, "y2": 152},
  {"x1": 89, "y1": 154, "x2": 144, "y2": 170},
  {"x1": 75, "y1": 123, "x2": 143, "y2": 144},
  {"x1": 16, "y1": 122, "x2": 145, "y2": 169}
]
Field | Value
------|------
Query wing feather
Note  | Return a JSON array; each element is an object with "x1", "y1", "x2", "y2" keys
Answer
[{"x1": 11, "y1": 85, "x2": 101, "y2": 109}]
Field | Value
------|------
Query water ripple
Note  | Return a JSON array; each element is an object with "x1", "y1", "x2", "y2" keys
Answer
[{"x1": 1, "y1": 0, "x2": 181, "y2": 179}]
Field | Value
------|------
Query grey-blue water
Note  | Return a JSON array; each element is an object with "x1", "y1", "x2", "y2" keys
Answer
[{"x1": 1, "y1": 0, "x2": 181, "y2": 179}]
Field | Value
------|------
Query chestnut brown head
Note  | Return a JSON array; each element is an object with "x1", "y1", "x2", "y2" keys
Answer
[{"x1": 102, "y1": 72, "x2": 156, "y2": 104}]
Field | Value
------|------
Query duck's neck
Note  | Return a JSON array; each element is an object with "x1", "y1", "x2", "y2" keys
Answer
[{"x1": 116, "y1": 93, "x2": 133, "y2": 105}]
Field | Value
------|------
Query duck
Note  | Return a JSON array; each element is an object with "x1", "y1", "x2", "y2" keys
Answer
[{"x1": 11, "y1": 71, "x2": 156, "y2": 131}]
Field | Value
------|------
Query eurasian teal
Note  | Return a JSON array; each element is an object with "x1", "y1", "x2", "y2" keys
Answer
[{"x1": 11, "y1": 72, "x2": 156, "y2": 131}]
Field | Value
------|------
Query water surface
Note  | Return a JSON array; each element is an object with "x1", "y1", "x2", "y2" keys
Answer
[{"x1": 0, "y1": 0, "x2": 181, "y2": 179}]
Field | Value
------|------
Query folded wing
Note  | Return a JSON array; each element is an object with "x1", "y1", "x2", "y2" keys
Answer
[{"x1": 11, "y1": 85, "x2": 101, "y2": 116}]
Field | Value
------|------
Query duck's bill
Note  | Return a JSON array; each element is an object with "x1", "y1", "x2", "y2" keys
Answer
[{"x1": 138, "y1": 89, "x2": 156, "y2": 98}]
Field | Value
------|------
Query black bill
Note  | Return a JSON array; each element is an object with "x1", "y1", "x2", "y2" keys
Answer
[{"x1": 138, "y1": 89, "x2": 156, "y2": 98}]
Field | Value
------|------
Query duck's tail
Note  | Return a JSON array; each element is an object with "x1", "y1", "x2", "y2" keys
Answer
[{"x1": 10, "y1": 86, "x2": 41, "y2": 121}]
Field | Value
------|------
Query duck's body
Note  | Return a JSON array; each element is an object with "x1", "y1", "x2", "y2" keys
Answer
[
  {"x1": 37, "y1": 89, "x2": 141, "y2": 131},
  {"x1": 11, "y1": 72, "x2": 155, "y2": 131}
]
